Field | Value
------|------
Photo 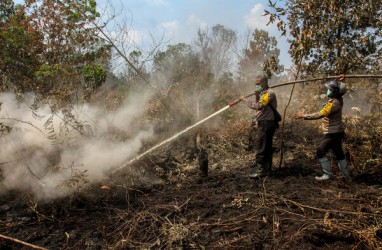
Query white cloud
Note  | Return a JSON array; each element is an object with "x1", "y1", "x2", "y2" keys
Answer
[
  {"x1": 118, "y1": 29, "x2": 145, "y2": 45},
  {"x1": 160, "y1": 20, "x2": 179, "y2": 32},
  {"x1": 100, "y1": 26, "x2": 145, "y2": 47},
  {"x1": 187, "y1": 14, "x2": 208, "y2": 30},
  {"x1": 244, "y1": 3, "x2": 276, "y2": 31},
  {"x1": 158, "y1": 20, "x2": 180, "y2": 40}
]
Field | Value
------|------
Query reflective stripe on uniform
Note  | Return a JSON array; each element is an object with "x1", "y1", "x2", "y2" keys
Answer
[
  {"x1": 259, "y1": 92, "x2": 269, "y2": 106},
  {"x1": 320, "y1": 101, "x2": 333, "y2": 117}
]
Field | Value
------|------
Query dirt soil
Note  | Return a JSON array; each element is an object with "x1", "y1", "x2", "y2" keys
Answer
[{"x1": 1, "y1": 126, "x2": 382, "y2": 250}]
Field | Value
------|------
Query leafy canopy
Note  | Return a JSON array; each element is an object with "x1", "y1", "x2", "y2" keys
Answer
[
  {"x1": 266, "y1": 0, "x2": 382, "y2": 74},
  {"x1": 238, "y1": 28, "x2": 284, "y2": 81},
  {"x1": 0, "y1": 0, "x2": 110, "y2": 103}
]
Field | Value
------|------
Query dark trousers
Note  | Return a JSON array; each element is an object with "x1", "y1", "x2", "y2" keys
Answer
[
  {"x1": 316, "y1": 132, "x2": 345, "y2": 160},
  {"x1": 255, "y1": 121, "x2": 277, "y2": 173}
]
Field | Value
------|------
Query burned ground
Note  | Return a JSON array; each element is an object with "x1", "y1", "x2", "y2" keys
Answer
[{"x1": 1, "y1": 121, "x2": 382, "y2": 250}]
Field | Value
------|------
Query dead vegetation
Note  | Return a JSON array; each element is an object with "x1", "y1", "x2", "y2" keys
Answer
[
  {"x1": 1, "y1": 79, "x2": 382, "y2": 249},
  {"x1": 1, "y1": 112, "x2": 382, "y2": 249}
]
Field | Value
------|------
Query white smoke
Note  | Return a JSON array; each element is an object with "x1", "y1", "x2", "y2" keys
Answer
[{"x1": 0, "y1": 90, "x2": 155, "y2": 200}]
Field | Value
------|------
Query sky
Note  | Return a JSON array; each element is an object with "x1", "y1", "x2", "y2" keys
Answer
[
  {"x1": 100, "y1": 0, "x2": 292, "y2": 69},
  {"x1": 14, "y1": 0, "x2": 292, "y2": 70}
]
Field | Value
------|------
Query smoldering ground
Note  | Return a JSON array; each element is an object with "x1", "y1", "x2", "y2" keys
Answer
[
  {"x1": 0, "y1": 90, "x2": 155, "y2": 200},
  {"x1": 0, "y1": 76, "x2": 371, "y2": 202}
]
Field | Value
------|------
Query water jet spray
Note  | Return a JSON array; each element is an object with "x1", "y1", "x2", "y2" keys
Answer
[
  {"x1": 113, "y1": 74, "x2": 382, "y2": 173},
  {"x1": 112, "y1": 92, "x2": 257, "y2": 173}
]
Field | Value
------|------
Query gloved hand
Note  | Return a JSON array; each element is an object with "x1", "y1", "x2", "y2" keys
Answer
[
  {"x1": 339, "y1": 74, "x2": 345, "y2": 81},
  {"x1": 239, "y1": 96, "x2": 247, "y2": 102}
]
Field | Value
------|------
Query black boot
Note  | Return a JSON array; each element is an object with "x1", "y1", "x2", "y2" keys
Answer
[
  {"x1": 264, "y1": 157, "x2": 272, "y2": 174},
  {"x1": 248, "y1": 163, "x2": 267, "y2": 179}
]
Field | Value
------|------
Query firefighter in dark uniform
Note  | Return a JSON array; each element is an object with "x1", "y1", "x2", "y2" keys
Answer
[
  {"x1": 240, "y1": 75, "x2": 279, "y2": 179},
  {"x1": 294, "y1": 80, "x2": 350, "y2": 180}
]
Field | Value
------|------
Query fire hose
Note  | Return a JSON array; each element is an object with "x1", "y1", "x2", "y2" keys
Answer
[{"x1": 114, "y1": 74, "x2": 382, "y2": 173}]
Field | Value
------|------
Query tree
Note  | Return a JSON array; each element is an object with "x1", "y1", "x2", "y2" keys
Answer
[
  {"x1": 152, "y1": 43, "x2": 200, "y2": 92},
  {"x1": 238, "y1": 29, "x2": 284, "y2": 81},
  {"x1": 83, "y1": 64, "x2": 107, "y2": 101},
  {"x1": 0, "y1": 1, "x2": 44, "y2": 93},
  {"x1": 153, "y1": 42, "x2": 215, "y2": 177},
  {"x1": 125, "y1": 50, "x2": 144, "y2": 81},
  {"x1": 0, "y1": 0, "x2": 111, "y2": 103},
  {"x1": 0, "y1": 0, "x2": 14, "y2": 23},
  {"x1": 266, "y1": 0, "x2": 382, "y2": 74},
  {"x1": 28, "y1": 0, "x2": 110, "y2": 101},
  {"x1": 193, "y1": 24, "x2": 237, "y2": 80}
]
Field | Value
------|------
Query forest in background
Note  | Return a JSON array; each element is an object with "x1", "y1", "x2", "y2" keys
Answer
[{"x1": 0, "y1": 0, "x2": 382, "y2": 249}]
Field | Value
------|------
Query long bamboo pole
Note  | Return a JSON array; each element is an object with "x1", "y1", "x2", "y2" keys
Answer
[
  {"x1": 270, "y1": 74, "x2": 382, "y2": 167},
  {"x1": 271, "y1": 74, "x2": 382, "y2": 89},
  {"x1": 115, "y1": 75, "x2": 382, "y2": 170}
]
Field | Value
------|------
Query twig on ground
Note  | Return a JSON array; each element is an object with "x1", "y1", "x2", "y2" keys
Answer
[{"x1": 0, "y1": 234, "x2": 48, "y2": 250}]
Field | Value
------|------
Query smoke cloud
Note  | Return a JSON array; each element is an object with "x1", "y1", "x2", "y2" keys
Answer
[{"x1": 0, "y1": 90, "x2": 154, "y2": 200}]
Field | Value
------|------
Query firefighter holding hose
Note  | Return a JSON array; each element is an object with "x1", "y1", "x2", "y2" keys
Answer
[
  {"x1": 240, "y1": 75, "x2": 280, "y2": 179},
  {"x1": 294, "y1": 77, "x2": 350, "y2": 181}
]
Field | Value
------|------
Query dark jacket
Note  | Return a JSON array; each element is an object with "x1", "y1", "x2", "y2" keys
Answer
[
  {"x1": 246, "y1": 88, "x2": 277, "y2": 122},
  {"x1": 304, "y1": 97, "x2": 344, "y2": 134}
]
